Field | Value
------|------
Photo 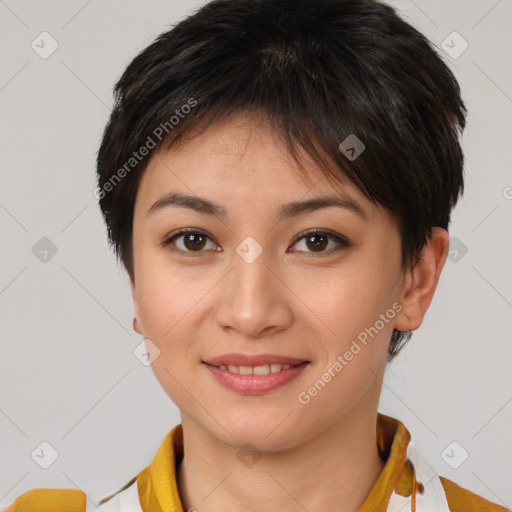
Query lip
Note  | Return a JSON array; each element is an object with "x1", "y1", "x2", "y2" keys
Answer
[
  {"x1": 203, "y1": 353, "x2": 307, "y2": 366},
  {"x1": 202, "y1": 353, "x2": 310, "y2": 395}
]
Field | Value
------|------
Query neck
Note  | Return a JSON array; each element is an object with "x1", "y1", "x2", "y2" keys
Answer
[{"x1": 177, "y1": 403, "x2": 386, "y2": 512}]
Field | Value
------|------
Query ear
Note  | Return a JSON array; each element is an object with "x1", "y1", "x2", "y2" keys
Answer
[
  {"x1": 131, "y1": 276, "x2": 144, "y2": 335},
  {"x1": 394, "y1": 227, "x2": 450, "y2": 332}
]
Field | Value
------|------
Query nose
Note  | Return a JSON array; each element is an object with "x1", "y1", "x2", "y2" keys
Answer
[{"x1": 214, "y1": 242, "x2": 294, "y2": 339}]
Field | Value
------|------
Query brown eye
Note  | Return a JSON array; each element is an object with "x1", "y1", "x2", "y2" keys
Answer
[
  {"x1": 290, "y1": 230, "x2": 351, "y2": 255},
  {"x1": 162, "y1": 230, "x2": 217, "y2": 253},
  {"x1": 304, "y1": 233, "x2": 328, "y2": 252},
  {"x1": 162, "y1": 228, "x2": 350, "y2": 256},
  {"x1": 182, "y1": 232, "x2": 207, "y2": 251}
]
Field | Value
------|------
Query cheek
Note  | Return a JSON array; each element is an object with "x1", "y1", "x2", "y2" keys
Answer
[
  {"x1": 294, "y1": 264, "x2": 394, "y2": 338},
  {"x1": 293, "y1": 259, "x2": 399, "y2": 392},
  {"x1": 135, "y1": 265, "x2": 211, "y2": 403},
  {"x1": 135, "y1": 243, "x2": 214, "y2": 338},
  {"x1": 296, "y1": 270, "x2": 394, "y2": 414}
]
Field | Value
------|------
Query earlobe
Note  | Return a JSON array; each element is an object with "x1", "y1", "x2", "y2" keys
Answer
[
  {"x1": 394, "y1": 227, "x2": 450, "y2": 332},
  {"x1": 131, "y1": 278, "x2": 143, "y2": 335}
]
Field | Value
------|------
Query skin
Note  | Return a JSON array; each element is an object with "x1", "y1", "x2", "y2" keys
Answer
[{"x1": 130, "y1": 111, "x2": 449, "y2": 512}]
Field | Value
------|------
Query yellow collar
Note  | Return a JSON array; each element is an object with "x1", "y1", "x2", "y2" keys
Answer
[{"x1": 135, "y1": 412, "x2": 416, "y2": 512}]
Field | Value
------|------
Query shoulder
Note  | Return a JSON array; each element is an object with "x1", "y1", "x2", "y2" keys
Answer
[
  {"x1": 439, "y1": 475, "x2": 509, "y2": 512},
  {"x1": 1, "y1": 488, "x2": 86, "y2": 512},
  {"x1": 1, "y1": 477, "x2": 142, "y2": 512}
]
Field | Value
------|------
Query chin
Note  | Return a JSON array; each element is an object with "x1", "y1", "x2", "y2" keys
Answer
[{"x1": 206, "y1": 409, "x2": 311, "y2": 452}]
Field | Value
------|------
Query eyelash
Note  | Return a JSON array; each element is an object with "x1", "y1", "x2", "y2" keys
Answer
[{"x1": 160, "y1": 228, "x2": 351, "y2": 257}]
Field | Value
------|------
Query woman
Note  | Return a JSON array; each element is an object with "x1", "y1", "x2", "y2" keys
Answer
[{"x1": 4, "y1": 0, "x2": 508, "y2": 510}]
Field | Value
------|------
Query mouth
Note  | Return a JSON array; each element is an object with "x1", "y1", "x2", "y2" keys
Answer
[
  {"x1": 202, "y1": 354, "x2": 310, "y2": 395},
  {"x1": 203, "y1": 361, "x2": 303, "y2": 375}
]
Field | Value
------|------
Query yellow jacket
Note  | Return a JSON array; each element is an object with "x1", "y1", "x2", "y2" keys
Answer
[{"x1": 3, "y1": 413, "x2": 508, "y2": 512}]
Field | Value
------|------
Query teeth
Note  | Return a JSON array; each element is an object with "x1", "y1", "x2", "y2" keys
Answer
[
  {"x1": 270, "y1": 363, "x2": 282, "y2": 373},
  {"x1": 253, "y1": 364, "x2": 270, "y2": 375},
  {"x1": 217, "y1": 363, "x2": 297, "y2": 374}
]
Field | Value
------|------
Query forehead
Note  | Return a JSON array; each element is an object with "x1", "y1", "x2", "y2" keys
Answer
[{"x1": 136, "y1": 111, "x2": 372, "y2": 213}]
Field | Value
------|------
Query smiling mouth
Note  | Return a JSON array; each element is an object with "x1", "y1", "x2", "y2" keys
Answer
[
  {"x1": 203, "y1": 362, "x2": 303, "y2": 375},
  {"x1": 201, "y1": 358, "x2": 310, "y2": 395}
]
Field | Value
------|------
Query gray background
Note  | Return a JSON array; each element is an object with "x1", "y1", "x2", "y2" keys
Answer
[{"x1": 1, "y1": 0, "x2": 511, "y2": 509}]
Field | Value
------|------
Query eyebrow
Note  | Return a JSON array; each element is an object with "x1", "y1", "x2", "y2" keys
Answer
[{"x1": 146, "y1": 191, "x2": 367, "y2": 221}]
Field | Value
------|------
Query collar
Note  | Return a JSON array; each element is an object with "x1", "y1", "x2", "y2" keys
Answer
[{"x1": 135, "y1": 412, "x2": 417, "y2": 512}]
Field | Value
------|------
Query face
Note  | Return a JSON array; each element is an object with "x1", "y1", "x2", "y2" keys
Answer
[{"x1": 130, "y1": 112, "x2": 408, "y2": 451}]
